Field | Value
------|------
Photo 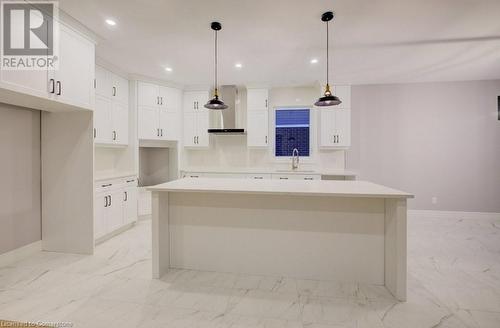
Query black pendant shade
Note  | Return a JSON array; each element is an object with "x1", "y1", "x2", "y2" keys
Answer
[
  {"x1": 315, "y1": 11, "x2": 341, "y2": 107},
  {"x1": 205, "y1": 94, "x2": 228, "y2": 110},
  {"x1": 205, "y1": 22, "x2": 228, "y2": 110}
]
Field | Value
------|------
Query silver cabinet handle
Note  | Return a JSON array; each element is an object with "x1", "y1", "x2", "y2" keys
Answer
[
  {"x1": 157, "y1": 128, "x2": 160, "y2": 137},
  {"x1": 254, "y1": 177, "x2": 263, "y2": 179},
  {"x1": 161, "y1": 97, "x2": 163, "y2": 105},
  {"x1": 160, "y1": 129, "x2": 163, "y2": 137},
  {"x1": 104, "y1": 196, "x2": 108, "y2": 207},
  {"x1": 126, "y1": 179, "x2": 135, "y2": 183},
  {"x1": 112, "y1": 86, "x2": 116, "y2": 97},
  {"x1": 265, "y1": 136, "x2": 268, "y2": 144},
  {"x1": 49, "y1": 79, "x2": 55, "y2": 93},
  {"x1": 124, "y1": 191, "x2": 128, "y2": 202},
  {"x1": 112, "y1": 131, "x2": 116, "y2": 140},
  {"x1": 56, "y1": 81, "x2": 61, "y2": 95},
  {"x1": 279, "y1": 177, "x2": 288, "y2": 180},
  {"x1": 265, "y1": 99, "x2": 268, "y2": 108},
  {"x1": 108, "y1": 195, "x2": 112, "y2": 207},
  {"x1": 93, "y1": 128, "x2": 96, "y2": 139},
  {"x1": 193, "y1": 136, "x2": 196, "y2": 144},
  {"x1": 304, "y1": 177, "x2": 314, "y2": 180},
  {"x1": 101, "y1": 183, "x2": 112, "y2": 187}
]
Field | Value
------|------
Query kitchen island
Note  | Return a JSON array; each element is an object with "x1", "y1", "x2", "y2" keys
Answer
[{"x1": 148, "y1": 178, "x2": 413, "y2": 301}]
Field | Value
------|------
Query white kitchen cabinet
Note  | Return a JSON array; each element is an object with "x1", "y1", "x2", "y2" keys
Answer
[
  {"x1": 49, "y1": 24, "x2": 95, "y2": 110},
  {"x1": 0, "y1": 22, "x2": 95, "y2": 112},
  {"x1": 94, "y1": 66, "x2": 129, "y2": 146},
  {"x1": 94, "y1": 96, "x2": 113, "y2": 144},
  {"x1": 111, "y1": 101, "x2": 129, "y2": 145},
  {"x1": 94, "y1": 176, "x2": 138, "y2": 241},
  {"x1": 271, "y1": 174, "x2": 321, "y2": 181},
  {"x1": 183, "y1": 92, "x2": 210, "y2": 148},
  {"x1": 246, "y1": 88, "x2": 269, "y2": 148},
  {"x1": 247, "y1": 111, "x2": 269, "y2": 147},
  {"x1": 319, "y1": 108, "x2": 351, "y2": 148},
  {"x1": 138, "y1": 82, "x2": 182, "y2": 141},
  {"x1": 247, "y1": 89, "x2": 269, "y2": 110},
  {"x1": 138, "y1": 82, "x2": 160, "y2": 108},
  {"x1": 183, "y1": 91, "x2": 209, "y2": 113}
]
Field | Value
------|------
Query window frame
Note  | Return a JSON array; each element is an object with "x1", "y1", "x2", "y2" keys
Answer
[{"x1": 271, "y1": 107, "x2": 316, "y2": 163}]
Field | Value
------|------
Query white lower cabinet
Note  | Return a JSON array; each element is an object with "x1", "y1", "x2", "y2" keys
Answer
[
  {"x1": 181, "y1": 172, "x2": 320, "y2": 180},
  {"x1": 271, "y1": 174, "x2": 320, "y2": 181},
  {"x1": 94, "y1": 176, "x2": 138, "y2": 241}
]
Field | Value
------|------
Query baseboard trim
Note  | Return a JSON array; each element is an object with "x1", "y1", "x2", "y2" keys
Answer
[
  {"x1": 0, "y1": 240, "x2": 42, "y2": 266},
  {"x1": 95, "y1": 222, "x2": 136, "y2": 245},
  {"x1": 409, "y1": 210, "x2": 500, "y2": 220}
]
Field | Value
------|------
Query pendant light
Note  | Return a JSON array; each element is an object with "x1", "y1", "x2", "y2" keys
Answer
[
  {"x1": 315, "y1": 11, "x2": 342, "y2": 107},
  {"x1": 205, "y1": 22, "x2": 228, "y2": 110}
]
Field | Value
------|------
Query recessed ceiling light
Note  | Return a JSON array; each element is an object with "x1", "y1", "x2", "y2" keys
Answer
[
  {"x1": 235, "y1": 63, "x2": 243, "y2": 69},
  {"x1": 165, "y1": 67, "x2": 173, "y2": 72},
  {"x1": 105, "y1": 19, "x2": 116, "y2": 26},
  {"x1": 310, "y1": 58, "x2": 318, "y2": 64}
]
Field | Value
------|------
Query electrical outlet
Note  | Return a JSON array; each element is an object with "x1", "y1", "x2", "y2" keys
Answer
[{"x1": 432, "y1": 197, "x2": 438, "y2": 204}]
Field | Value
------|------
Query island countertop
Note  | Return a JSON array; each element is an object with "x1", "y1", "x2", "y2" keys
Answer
[{"x1": 147, "y1": 178, "x2": 414, "y2": 199}]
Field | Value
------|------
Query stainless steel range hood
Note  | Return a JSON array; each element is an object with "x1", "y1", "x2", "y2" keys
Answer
[{"x1": 208, "y1": 85, "x2": 245, "y2": 134}]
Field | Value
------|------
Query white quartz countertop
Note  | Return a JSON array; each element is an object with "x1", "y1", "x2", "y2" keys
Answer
[
  {"x1": 181, "y1": 167, "x2": 357, "y2": 176},
  {"x1": 147, "y1": 178, "x2": 413, "y2": 199}
]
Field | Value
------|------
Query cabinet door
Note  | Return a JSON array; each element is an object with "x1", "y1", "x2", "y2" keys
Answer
[
  {"x1": 159, "y1": 86, "x2": 178, "y2": 111},
  {"x1": 196, "y1": 111, "x2": 210, "y2": 147},
  {"x1": 123, "y1": 186, "x2": 138, "y2": 225},
  {"x1": 335, "y1": 109, "x2": 351, "y2": 147},
  {"x1": 53, "y1": 24, "x2": 95, "y2": 110},
  {"x1": 159, "y1": 108, "x2": 179, "y2": 140},
  {"x1": 319, "y1": 109, "x2": 336, "y2": 147},
  {"x1": 247, "y1": 111, "x2": 268, "y2": 147},
  {"x1": 94, "y1": 95, "x2": 113, "y2": 144},
  {"x1": 247, "y1": 89, "x2": 268, "y2": 111},
  {"x1": 138, "y1": 106, "x2": 159, "y2": 140},
  {"x1": 183, "y1": 112, "x2": 197, "y2": 146},
  {"x1": 0, "y1": 10, "x2": 49, "y2": 99},
  {"x1": 95, "y1": 66, "x2": 112, "y2": 98},
  {"x1": 107, "y1": 191, "x2": 124, "y2": 233},
  {"x1": 112, "y1": 73, "x2": 129, "y2": 105},
  {"x1": 112, "y1": 101, "x2": 129, "y2": 145},
  {"x1": 183, "y1": 92, "x2": 199, "y2": 113},
  {"x1": 138, "y1": 82, "x2": 159, "y2": 107},
  {"x1": 94, "y1": 192, "x2": 107, "y2": 239}
]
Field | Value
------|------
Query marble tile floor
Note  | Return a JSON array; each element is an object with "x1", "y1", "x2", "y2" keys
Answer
[{"x1": 0, "y1": 214, "x2": 499, "y2": 328}]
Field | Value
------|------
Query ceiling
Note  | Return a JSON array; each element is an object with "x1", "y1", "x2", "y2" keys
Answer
[{"x1": 58, "y1": 0, "x2": 500, "y2": 88}]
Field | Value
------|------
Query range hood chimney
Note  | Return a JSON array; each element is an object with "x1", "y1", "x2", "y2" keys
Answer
[{"x1": 208, "y1": 85, "x2": 245, "y2": 134}]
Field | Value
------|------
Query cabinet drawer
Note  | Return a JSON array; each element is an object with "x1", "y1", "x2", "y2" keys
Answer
[
  {"x1": 271, "y1": 174, "x2": 320, "y2": 181},
  {"x1": 247, "y1": 174, "x2": 272, "y2": 180}
]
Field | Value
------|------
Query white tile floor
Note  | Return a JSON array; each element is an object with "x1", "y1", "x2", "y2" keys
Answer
[{"x1": 0, "y1": 214, "x2": 499, "y2": 327}]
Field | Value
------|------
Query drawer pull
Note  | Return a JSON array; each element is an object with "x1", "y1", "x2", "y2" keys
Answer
[
  {"x1": 126, "y1": 179, "x2": 135, "y2": 183},
  {"x1": 101, "y1": 183, "x2": 112, "y2": 187}
]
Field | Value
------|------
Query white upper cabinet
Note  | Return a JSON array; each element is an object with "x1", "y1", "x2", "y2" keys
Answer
[
  {"x1": 247, "y1": 89, "x2": 269, "y2": 110},
  {"x1": 49, "y1": 24, "x2": 95, "y2": 110},
  {"x1": 183, "y1": 91, "x2": 210, "y2": 148},
  {"x1": 183, "y1": 91, "x2": 209, "y2": 113},
  {"x1": 247, "y1": 110, "x2": 269, "y2": 148},
  {"x1": 138, "y1": 82, "x2": 160, "y2": 108},
  {"x1": 246, "y1": 88, "x2": 269, "y2": 148},
  {"x1": 0, "y1": 22, "x2": 95, "y2": 112},
  {"x1": 318, "y1": 85, "x2": 351, "y2": 148},
  {"x1": 94, "y1": 65, "x2": 129, "y2": 146},
  {"x1": 138, "y1": 82, "x2": 182, "y2": 141}
]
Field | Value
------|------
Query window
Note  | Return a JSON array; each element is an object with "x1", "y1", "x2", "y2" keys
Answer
[{"x1": 275, "y1": 108, "x2": 310, "y2": 157}]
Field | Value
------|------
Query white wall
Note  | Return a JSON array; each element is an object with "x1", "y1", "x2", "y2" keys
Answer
[
  {"x1": 0, "y1": 104, "x2": 41, "y2": 255},
  {"x1": 349, "y1": 80, "x2": 500, "y2": 212},
  {"x1": 183, "y1": 86, "x2": 346, "y2": 171}
]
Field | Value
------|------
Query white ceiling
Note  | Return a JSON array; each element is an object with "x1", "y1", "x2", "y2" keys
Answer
[{"x1": 59, "y1": 0, "x2": 500, "y2": 88}]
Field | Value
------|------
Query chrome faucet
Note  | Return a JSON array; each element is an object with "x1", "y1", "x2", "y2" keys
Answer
[{"x1": 292, "y1": 148, "x2": 299, "y2": 170}]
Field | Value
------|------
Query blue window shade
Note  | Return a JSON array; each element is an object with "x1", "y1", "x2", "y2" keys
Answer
[{"x1": 275, "y1": 109, "x2": 310, "y2": 157}]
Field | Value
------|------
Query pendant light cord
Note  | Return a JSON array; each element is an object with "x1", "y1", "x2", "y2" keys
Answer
[
  {"x1": 214, "y1": 29, "x2": 218, "y2": 96},
  {"x1": 326, "y1": 20, "x2": 329, "y2": 86}
]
